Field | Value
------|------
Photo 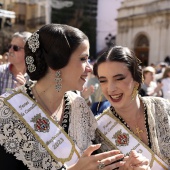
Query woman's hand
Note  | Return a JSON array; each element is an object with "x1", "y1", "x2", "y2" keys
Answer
[
  {"x1": 68, "y1": 144, "x2": 125, "y2": 170},
  {"x1": 120, "y1": 150, "x2": 150, "y2": 170}
]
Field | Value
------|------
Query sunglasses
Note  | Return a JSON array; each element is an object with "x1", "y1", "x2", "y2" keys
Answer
[{"x1": 8, "y1": 44, "x2": 24, "y2": 52}]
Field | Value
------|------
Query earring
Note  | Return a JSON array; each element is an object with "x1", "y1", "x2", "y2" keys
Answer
[
  {"x1": 55, "y1": 70, "x2": 62, "y2": 92},
  {"x1": 131, "y1": 83, "x2": 139, "y2": 100}
]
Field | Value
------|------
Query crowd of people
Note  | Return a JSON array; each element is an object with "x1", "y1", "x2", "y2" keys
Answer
[{"x1": 0, "y1": 23, "x2": 169, "y2": 170}]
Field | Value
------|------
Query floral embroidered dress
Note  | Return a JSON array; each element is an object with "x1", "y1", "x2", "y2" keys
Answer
[{"x1": 0, "y1": 82, "x2": 97, "y2": 170}]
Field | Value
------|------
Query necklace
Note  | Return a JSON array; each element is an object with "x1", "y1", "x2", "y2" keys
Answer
[
  {"x1": 110, "y1": 103, "x2": 148, "y2": 141},
  {"x1": 34, "y1": 86, "x2": 63, "y2": 123},
  {"x1": 135, "y1": 127, "x2": 144, "y2": 139},
  {"x1": 133, "y1": 109, "x2": 144, "y2": 139}
]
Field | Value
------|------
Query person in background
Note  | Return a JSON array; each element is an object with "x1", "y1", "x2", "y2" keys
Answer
[
  {"x1": 0, "y1": 31, "x2": 32, "y2": 95},
  {"x1": 139, "y1": 66, "x2": 163, "y2": 97},
  {"x1": 154, "y1": 62, "x2": 167, "y2": 80},
  {"x1": 90, "y1": 87, "x2": 111, "y2": 116},
  {"x1": 164, "y1": 56, "x2": 170, "y2": 66},
  {"x1": 161, "y1": 66, "x2": 170, "y2": 100},
  {"x1": 83, "y1": 63, "x2": 111, "y2": 113},
  {"x1": 93, "y1": 46, "x2": 170, "y2": 169}
]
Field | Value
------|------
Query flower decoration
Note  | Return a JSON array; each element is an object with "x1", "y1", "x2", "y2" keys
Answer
[{"x1": 28, "y1": 32, "x2": 40, "y2": 53}]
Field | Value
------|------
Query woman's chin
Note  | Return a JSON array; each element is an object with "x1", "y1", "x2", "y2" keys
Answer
[{"x1": 77, "y1": 86, "x2": 84, "y2": 92}]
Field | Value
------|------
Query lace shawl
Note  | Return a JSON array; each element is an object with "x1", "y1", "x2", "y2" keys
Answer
[
  {"x1": 142, "y1": 97, "x2": 170, "y2": 166},
  {"x1": 95, "y1": 96, "x2": 170, "y2": 166},
  {"x1": 67, "y1": 91, "x2": 97, "y2": 152},
  {"x1": 0, "y1": 88, "x2": 97, "y2": 170}
]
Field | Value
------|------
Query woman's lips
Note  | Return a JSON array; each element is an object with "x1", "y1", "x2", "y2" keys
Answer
[{"x1": 110, "y1": 94, "x2": 123, "y2": 102}]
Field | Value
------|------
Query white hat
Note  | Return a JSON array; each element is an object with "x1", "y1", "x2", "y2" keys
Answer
[{"x1": 143, "y1": 66, "x2": 155, "y2": 73}]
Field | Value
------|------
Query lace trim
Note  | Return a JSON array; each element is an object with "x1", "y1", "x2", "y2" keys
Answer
[
  {"x1": 68, "y1": 95, "x2": 97, "y2": 152},
  {"x1": 0, "y1": 83, "x2": 68, "y2": 170}
]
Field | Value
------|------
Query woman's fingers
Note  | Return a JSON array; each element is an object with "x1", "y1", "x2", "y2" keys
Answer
[
  {"x1": 123, "y1": 150, "x2": 150, "y2": 170},
  {"x1": 83, "y1": 145, "x2": 125, "y2": 170},
  {"x1": 101, "y1": 153, "x2": 124, "y2": 166},
  {"x1": 82, "y1": 144, "x2": 102, "y2": 157},
  {"x1": 129, "y1": 150, "x2": 149, "y2": 165}
]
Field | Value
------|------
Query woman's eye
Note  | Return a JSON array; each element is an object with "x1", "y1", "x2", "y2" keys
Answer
[
  {"x1": 99, "y1": 80, "x2": 106, "y2": 83},
  {"x1": 80, "y1": 57, "x2": 87, "y2": 62},
  {"x1": 117, "y1": 77, "x2": 125, "y2": 81}
]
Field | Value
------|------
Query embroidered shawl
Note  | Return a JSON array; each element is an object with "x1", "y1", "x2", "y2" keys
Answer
[
  {"x1": 95, "y1": 96, "x2": 170, "y2": 166},
  {"x1": 0, "y1": 87, "x2": 97, "y2": 170}
]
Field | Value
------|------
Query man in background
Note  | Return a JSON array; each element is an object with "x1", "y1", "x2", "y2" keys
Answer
[{"x1": 0, "y1": 31, "x2": 32, "y2": 95}]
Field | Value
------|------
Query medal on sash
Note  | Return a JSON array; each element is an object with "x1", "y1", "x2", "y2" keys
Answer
[
  {"x1": 3, "y1": 91, "x2": 81, "y2": 167},
  {"x1": 97, "y1": 109, "x2": 169, "y2": 170}
]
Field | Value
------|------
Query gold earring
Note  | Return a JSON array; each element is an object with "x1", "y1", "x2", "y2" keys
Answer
[
  {"x1": 142, "y1": 74, "x2": 144, "y2": 83},
  {"x1": 132, "y1": 84, "x2": 139, "y2": 100}
]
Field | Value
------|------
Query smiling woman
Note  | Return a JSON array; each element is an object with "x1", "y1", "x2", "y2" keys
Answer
[
  {"x1": 0, "y1": 24, "x2": 128, "y2": 170},
  {"x1": 93, "y1": 45, "x2": 170, "y2": 169}
]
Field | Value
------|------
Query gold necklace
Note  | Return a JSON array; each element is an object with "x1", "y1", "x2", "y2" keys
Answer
[
  {"x1": 134, "y1": 126, "x2": 144, "y2": 139},
  {"x1": 133, "y1": 107, "x2": 146, "y2": 139},
  {"x1": 34, "y1": 86, "x2": 63, "y2": 123},
  {"x1": 110, "y1": 106, "x2": 146, "y2": 140}
]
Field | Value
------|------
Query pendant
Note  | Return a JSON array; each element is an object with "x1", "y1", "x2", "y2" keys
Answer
[{"x1": 135, "y1": 127, "x2": 143, "y2": 139}]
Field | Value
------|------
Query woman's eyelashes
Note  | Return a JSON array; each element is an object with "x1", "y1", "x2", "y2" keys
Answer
[
  {"x1": 99, "y1": 76, "x2": 126, "y2": 83},
  {"x1": 80, "y1": 57, "x2": 88, "y2": 62},
  {"x1": 99, "y1": 80, "x2": 106, "y2": 83},
  {"x1": 117, "y1": 76, "x2": 125, "y2": 80}
]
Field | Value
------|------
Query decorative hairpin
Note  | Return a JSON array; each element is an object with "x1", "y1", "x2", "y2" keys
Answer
[
  {"x1": 26, "y1": 56, "x2": 36, "y2": 73},
  {"x1": 28, "y1": 32, "x2": 40, "y2": 53}
]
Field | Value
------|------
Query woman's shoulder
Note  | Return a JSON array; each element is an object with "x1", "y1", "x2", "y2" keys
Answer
[
  {"x1": 141, "y1": 96, "x2": 170, "y2": 106},
  {"x1": 66, "y1": 91, "x2": 86, "y2": 102}
]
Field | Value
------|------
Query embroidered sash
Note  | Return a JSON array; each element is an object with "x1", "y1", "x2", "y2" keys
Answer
[
  {"x1": 3, "y1": 91, "x2": 81, "y2": 167},
  {"x1": 97, "y1": 109, "x2": 169, "y2": 170}
]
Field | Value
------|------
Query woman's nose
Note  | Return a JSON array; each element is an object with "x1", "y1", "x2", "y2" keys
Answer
[
  {"x1": 107, "y1": 82, "x2": 117, "y2": 93},
  {"x1": 86, "y1": 61, "x2": 93, "y2": 72}
]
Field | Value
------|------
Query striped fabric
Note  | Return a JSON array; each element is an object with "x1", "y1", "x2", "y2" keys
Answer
[{"x1": 0, "y1": 63, "x2": 29, "y2": 95}]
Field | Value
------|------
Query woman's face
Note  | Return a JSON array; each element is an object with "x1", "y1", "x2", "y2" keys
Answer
[
  {"x1": 97, "y1": 61, "x2": 136, "y2": 109},
  {"x1": 62, "y1": 40, "x2": 92, "y2": 91}
]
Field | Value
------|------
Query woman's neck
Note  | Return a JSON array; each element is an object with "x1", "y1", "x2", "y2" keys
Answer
[
  {"x1": 114, "y1": 96, "x2": 142, "y2": 122},
  {"x1": 34, "y1": 80, "x2": 64, "y2": 114}
]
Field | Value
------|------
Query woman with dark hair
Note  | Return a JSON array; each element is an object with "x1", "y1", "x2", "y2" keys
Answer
[
  {"x1": 0, "y1": 25, "x2": 150, "y2": 170},
  {"x1": 93, "y1": 46, "x2": 170, "y2": 169},
  {"x1": 0, "y1": 24, "x2": 124, "y2": 170}
]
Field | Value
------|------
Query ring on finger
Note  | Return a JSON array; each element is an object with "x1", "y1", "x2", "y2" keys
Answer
[{"x1": 97, "y1": 161, "x2": 105, "y2": 169}]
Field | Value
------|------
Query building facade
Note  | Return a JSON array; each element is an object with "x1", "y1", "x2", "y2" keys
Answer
[
  {"x1": 96, "y1": 0, "x2": 123, "y2": 53},
  {"x1": 0, "y1": 0, "x2": 46, "y2": 55},
  {"x1": 51, "y1": 0, "x2": 98, "y2": 60},
  {"x1": 116, "y1": 0, "x2": 170, "y2": 66}
]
